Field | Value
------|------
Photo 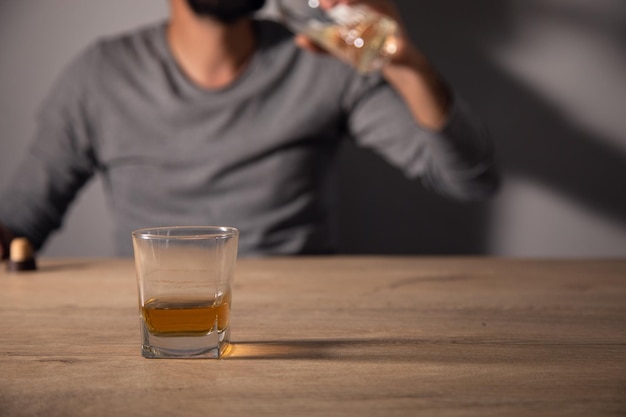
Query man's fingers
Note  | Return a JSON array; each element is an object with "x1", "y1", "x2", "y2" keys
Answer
[
  {"x1": 319, "y1": 0, "x2": 339, "y2": 9},
  {"x1": 295, "y1": 34, "x2": 328, "y2": 54}
]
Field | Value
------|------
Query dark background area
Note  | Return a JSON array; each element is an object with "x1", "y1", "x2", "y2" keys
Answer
[{"x1": 335, "y1": 0, "x2": 626, "y2": 255}]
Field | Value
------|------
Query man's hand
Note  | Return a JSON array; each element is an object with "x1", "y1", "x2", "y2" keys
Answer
[
  {"x1": 0, "y1": 223, "x2": 15, "y2": 261},
  {"x1": 295, "y1": 0, "x2": 452, "y2": 131}
]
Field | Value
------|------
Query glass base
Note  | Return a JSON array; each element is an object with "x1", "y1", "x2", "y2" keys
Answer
[{"x1": 140, "y1": 320, "x2": 230, "y2": 359}]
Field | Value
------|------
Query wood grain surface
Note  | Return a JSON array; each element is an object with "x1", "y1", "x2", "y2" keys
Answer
[{"x1": 1, "y1": 257, "x2": 625, "y2": 416}]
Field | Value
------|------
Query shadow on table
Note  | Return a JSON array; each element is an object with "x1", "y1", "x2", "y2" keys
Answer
[
  {"x1": 226, "y1": 338, "x2": 510, "y2": 362},
  {"x1": 226, "y1": 339, "x2": 413, "y2": 361},
  {"x1": 227, "y1": 338, "x2": 606, "y2": 362}
]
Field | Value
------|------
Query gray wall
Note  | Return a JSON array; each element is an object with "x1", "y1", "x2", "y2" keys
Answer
[{"x1": 1, "y1": 0, "x2": 625, "y2": 257}]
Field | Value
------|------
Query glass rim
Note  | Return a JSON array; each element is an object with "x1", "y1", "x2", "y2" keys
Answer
[{"x1": 131, "y1": 226, "x2": 239, "y2": 240}]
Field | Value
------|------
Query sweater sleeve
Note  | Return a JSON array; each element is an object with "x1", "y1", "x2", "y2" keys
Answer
[
  {"x1": 342, "y1": 74, "x2": 499, "y2": 201},
  {"x1": 0, "y1": 44, "x2": 101, "y2": 250}
]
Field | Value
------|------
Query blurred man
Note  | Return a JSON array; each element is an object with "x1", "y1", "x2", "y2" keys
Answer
[{"x1": 0, "y1": 0, "x2": 498, "y2": 258}]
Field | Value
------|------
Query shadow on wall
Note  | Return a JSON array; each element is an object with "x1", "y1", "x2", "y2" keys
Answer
[{"x1": 334, "y1": 0, "x2": 626, "y2": 254}]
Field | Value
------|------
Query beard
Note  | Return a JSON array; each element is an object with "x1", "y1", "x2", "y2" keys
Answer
[{"x1": 186, "y1": 0, "x2": 266, "y2": 23}]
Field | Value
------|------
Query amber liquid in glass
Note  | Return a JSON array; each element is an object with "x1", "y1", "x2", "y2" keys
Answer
[{"x1": 141, "y1": 293, "x2": 231, "y2": 337}]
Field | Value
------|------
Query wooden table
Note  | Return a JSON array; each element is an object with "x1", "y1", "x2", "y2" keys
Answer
[{"x1": 1, "y1": 257, "x2": 625, "y2": 416}]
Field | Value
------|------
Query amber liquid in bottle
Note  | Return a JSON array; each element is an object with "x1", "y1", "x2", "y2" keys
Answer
[{"x1": 305, "y1": 5, "x2": 398, "y2": 73}]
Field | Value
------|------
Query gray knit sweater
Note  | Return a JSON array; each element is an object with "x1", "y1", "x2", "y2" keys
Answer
[{"x1": 0, "y1": 20, "x2": 498, "y2": 256}]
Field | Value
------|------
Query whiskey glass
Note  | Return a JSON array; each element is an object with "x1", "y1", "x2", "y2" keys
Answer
[{"x1": 132, "y1": 226, "x2": 239, "y2": 358}]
